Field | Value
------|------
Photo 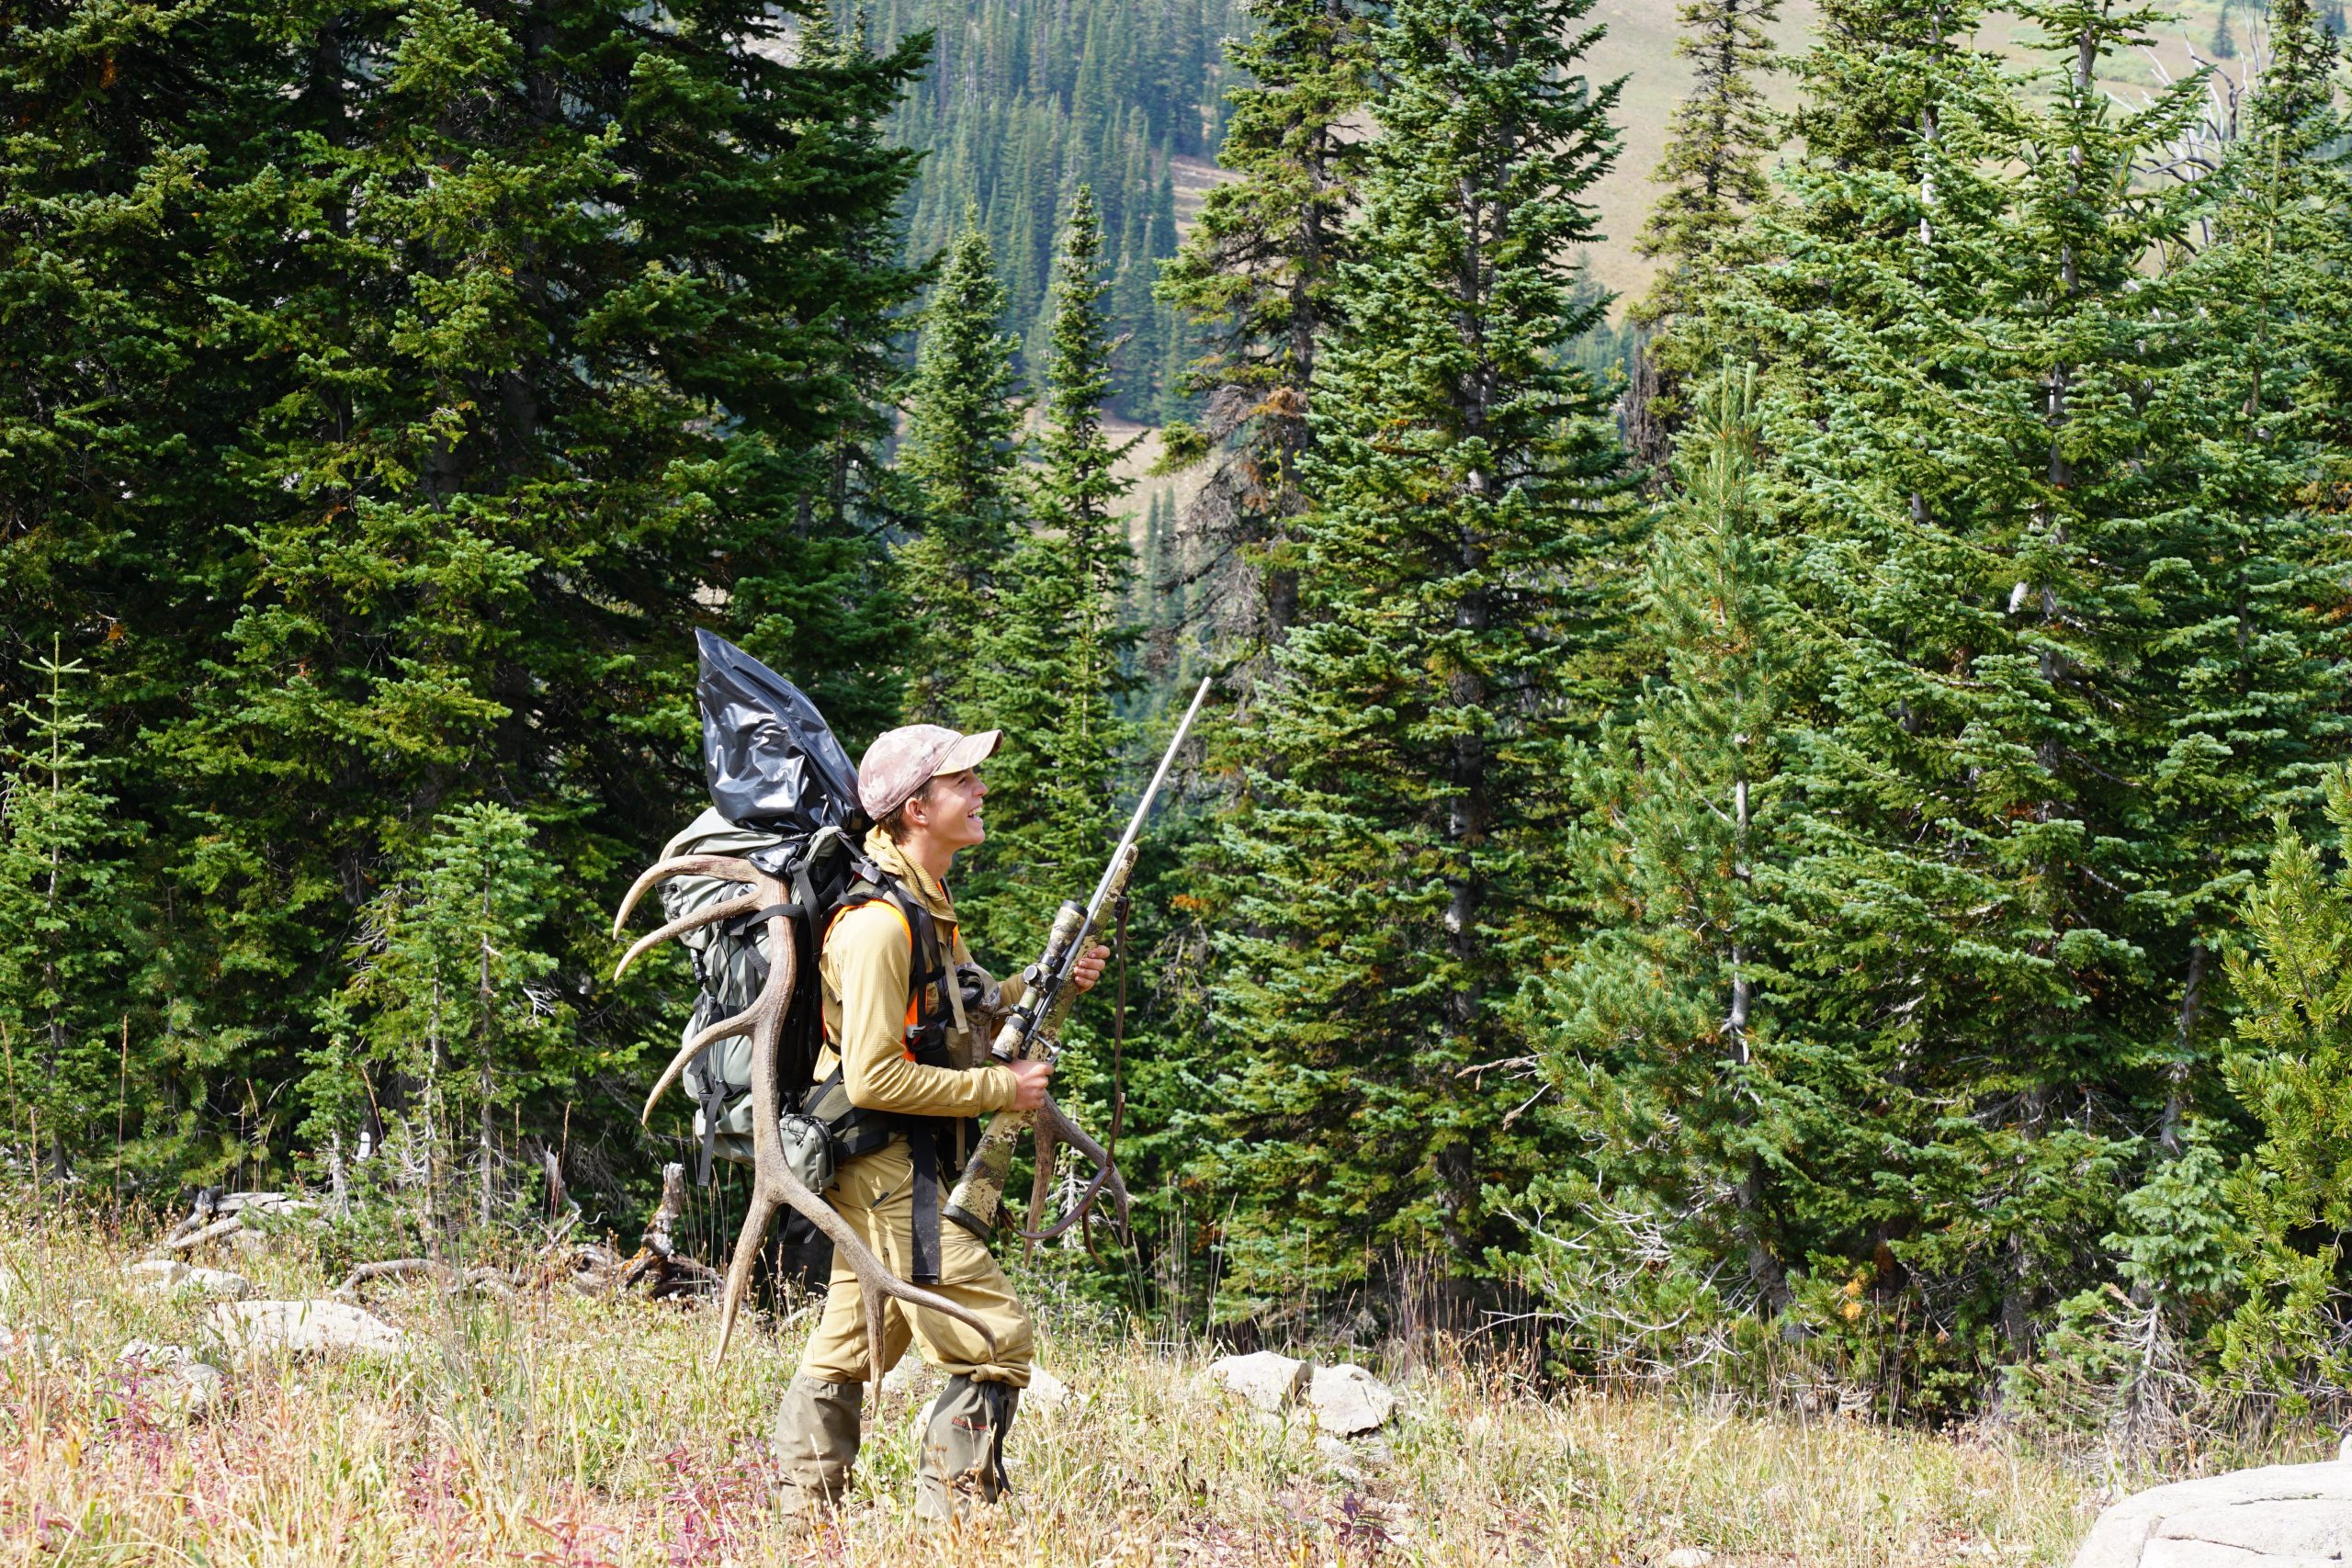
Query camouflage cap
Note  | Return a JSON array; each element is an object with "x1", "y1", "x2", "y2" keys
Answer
[{"x1": 856, "y1": 724, "x2": 1003, "y2": 821}]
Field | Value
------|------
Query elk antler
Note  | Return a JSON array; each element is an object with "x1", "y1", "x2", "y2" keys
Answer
[
  {"x1": 613, "y1": 854, "x2": 775, "y2": 1123},
  {"x1": 1019, "y1": 1094, "x2": 1133, "y2": 1246},
  {"x1": 613, "y1": 853, "x2": 998, "y2": 1393}
]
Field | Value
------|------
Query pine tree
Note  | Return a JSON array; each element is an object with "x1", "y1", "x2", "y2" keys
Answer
[
  {"x1": 899, "y1": 220, "x2": 1026, "y2": 725},
  {"x1": 1526, "y1": 368, "x2": 1802, "y2": 1367},
  {"x1": 1202, "y1": 0, "x2": 1634, "y2": 1314},
  {"x1": 2213, "y1": 769, "x2": 2352, "y2": 1411},
  {"x1": 1157, "y1": 0, "x2": 1374, "y2": 658},
  {"x1": 0, "y1": 641, "x2": 142, "y2": 1179},
  {"x1": 967, "y1": 186, "x2": 1136, "y2": 963}
]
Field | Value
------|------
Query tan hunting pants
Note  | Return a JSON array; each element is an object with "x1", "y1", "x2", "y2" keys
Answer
[{"x1": 794, "y1": 1136, "x2": 1034, "y2": 1386}]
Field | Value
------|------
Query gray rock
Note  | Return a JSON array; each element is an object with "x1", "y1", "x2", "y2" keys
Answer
[
  {"x1": 1207, "y1": 1350, "x2": 1312, "y2": 1414},
  {"x1": 119, "y1": 1340, "x2": 225, "y2": 1417},
  {"x1": 129, "y1": 1260, "x2": 254, "y2": 1299},
  {"x1": 119, "y1": 1337, "x2": 189, "y2": 1370},
  {"x1": 1025, "y1": 1364, "x2": 1073, "y2": 1414},
  {"x1": 2072, "y1": 1459, "x2": 2352, "y2": 1567},
  {"x1": 1316, "y1": 1435, "x2": 1364, "y2": 1485},
  {"x1": 879, "y1": 1359, "x2": 935, "y2": 1400},
  {"x1": 2140, "y1": 1545, "x2": 2332, "y2": 1568},
  {"x1": 165, "y1": 1361, "x2": 224, "y2": 1416},
  {"x1": 1661, "y1": 1551, "x2": 1715, "y2": 1568},
  {"x1": 206, "y1": 1299, "x2": 410, "y2": 1357},
  {"x1": 1308, "y1": 1362, "x2": 1396, "y2": 1436}
]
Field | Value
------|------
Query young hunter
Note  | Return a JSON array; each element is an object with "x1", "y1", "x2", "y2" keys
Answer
[{"x1": 773, "y1": 721, "x2": 1109, "y2": 1520}]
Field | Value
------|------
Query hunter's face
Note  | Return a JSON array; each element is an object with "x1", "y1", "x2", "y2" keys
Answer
[{"x1": 917, "y1": 767, "x2": 987, "y2": 852}]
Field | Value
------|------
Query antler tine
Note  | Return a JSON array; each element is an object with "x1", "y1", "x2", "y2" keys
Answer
[
  {"x1": 1035, "y1": 1095, "x2": 1133, "y2": 1244},
  {"x1": 712, "y1": 903, "x2": 1000, "y2": 1393},
  {"x1": 613, "y1": 890, "x2": 764, "y2": 982},
  {"x1": 609, "y1": 853, "x2": 765, "y2": 941},
  {"x1": 1022, "y1": 1115, "x2": 1062, "y2": 1255},
  {"x1": 639, "y1": 999, "x2": 761, "y2": 1125}
]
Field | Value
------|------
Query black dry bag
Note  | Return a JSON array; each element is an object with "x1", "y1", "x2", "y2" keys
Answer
[{"x1": 695, "y1": 630, "x2": 865, "y2": 837}]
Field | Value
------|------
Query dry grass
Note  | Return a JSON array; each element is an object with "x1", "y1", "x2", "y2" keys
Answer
[{"x1": 0, "y1": 1217, "x2": 2117, "y2": 1566}]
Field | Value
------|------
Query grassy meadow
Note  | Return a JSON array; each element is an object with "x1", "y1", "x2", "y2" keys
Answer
[{"x1": 0, "y1": 1211, "x2": 2221, "y2": 1567}]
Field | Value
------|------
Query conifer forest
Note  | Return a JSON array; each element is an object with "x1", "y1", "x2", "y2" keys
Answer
[{"x1": 9, "y1": 0, "x2": 2352, "y2": 1443}]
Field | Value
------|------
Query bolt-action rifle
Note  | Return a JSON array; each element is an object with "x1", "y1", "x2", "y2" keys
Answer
[{"x1": 942, "y1": 677, "x2": 1213, "y2": 1238}]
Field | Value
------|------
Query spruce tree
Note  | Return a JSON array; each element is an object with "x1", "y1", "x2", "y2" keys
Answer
[
  {"x1": 1623, "y1": 0, "x2": 1783, "y2": 471},
  {"x1": 860, "y1": 0, "x2": 1242, "y2": 372},
  {"x1": 1203, "y1": 0, "x2": 1634, "y2": 1313},
  {"x1": 1679, "y1": 0, "x2": 2351, "y2": 1396},
  {"x1": 319, "y1": 802, "x2": 567, "y2": 1235},
  {"x1": 1631, "y1": 0, "x2": 1783, "y2": 330},
  {"x1": 2259, "y1": 0, "x2": 2343, "y2": 145},
  {"x1": 899, "y1": 220, "x2": 1026, "y2": 726},
  {"x1": 1157, "y1": 0, "x2": 1374, "y2": 657},
  {"x1": 2123, "y1": 3, "x2": 2351, "y2": 1152},
  {"x1": 1, "y1": 0, "x2": 932, "y2": 1187},
  {"x1": 967, "y1": 186, "x2": 1136, "y2": 963}
]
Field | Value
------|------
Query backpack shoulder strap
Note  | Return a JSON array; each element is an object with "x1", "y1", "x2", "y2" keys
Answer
[{"x1": 830, "y1": 863, "x2": 954, "y2": 1067}]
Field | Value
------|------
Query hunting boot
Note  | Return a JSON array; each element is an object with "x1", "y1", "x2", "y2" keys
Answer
[
  {"x1": 912, "y1": 1374, "x2": 1020, "y2": 1522},
  {"x1": 772, "y1": 1375, "x2": 864, "y2": 1517}
]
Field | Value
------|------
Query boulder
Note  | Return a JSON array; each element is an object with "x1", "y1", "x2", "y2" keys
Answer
[
  {"x1": 129, "y1": 1260, "x2": 254, "y2": 1299},
  {"x1": 1661, "y1": 1551, "x2": 1714, "y2": 1568},
  {"x1": 207, "y1": 1299, "x2": 410, "y2": 1358},
  {"x1": 1308, "y1": 1362, "x2": 1396, "y2": 1436},
  {"x1": 1207, "y1": 1350, "x2": 1312, "y2": 1414},
  {"x1": 2071, "y1": 1458, "x2": 2352, "y2": 1567}
]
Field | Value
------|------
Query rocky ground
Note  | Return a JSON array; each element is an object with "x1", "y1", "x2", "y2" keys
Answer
[{"x1": 0, "y1": 1213, "x2": 2272, "y2": 1566}]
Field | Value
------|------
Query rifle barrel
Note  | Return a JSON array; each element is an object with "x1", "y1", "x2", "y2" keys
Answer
[{"x1": 1086, "y1": 677, "x2": 1213, "y2": 920}]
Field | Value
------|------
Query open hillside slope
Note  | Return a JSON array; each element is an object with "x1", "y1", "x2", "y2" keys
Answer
[
  {"x1": 0, "y1": 1215, "x2": 2158, "y2": 1565},
  {"x1": 1580, "y1": 0, "x2": 2281, "y2": 303}
]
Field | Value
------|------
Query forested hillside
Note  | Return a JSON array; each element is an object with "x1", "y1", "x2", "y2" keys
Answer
[
  {"x1": 854, "y1": 0, "x2": 1240, "y2": 422},
  {"x1": 7, "y1": 0, "x2": 2352, "y2": 1448}
]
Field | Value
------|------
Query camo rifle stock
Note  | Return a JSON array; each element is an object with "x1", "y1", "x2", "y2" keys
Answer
[{"x1": 941, "y1": 843, "x2": 1137, "y2": 1237}]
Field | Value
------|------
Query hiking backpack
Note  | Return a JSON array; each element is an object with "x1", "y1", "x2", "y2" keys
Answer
[{"x1": 656, "y1": 633, "x2": 967, "y2": 1190}]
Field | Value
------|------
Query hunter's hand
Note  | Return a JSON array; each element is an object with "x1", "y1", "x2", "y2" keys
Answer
[
  {"x1": 1068, "y1": 944, "x2": 1113, "y2": 995},
  {"x1": 1007, "y1": 1057, "x2": 1055, "y2": 1111}
]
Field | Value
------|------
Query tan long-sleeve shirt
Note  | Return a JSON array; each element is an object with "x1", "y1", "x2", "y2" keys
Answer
[{"x1": 816, "y1": 827, "x2": 1021, "y2": 1118}]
